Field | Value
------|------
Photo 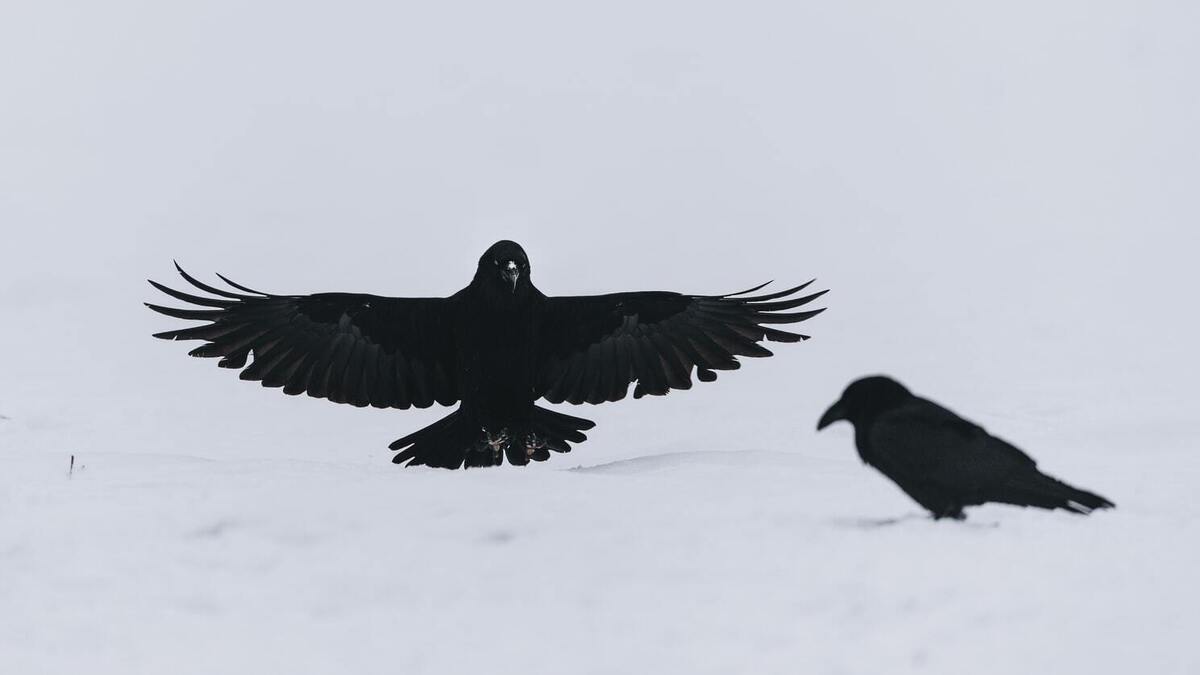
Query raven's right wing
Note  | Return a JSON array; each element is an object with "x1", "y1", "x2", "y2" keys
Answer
[{"x1": 146, "y1": 264, "x2": 459, "y2": 409}]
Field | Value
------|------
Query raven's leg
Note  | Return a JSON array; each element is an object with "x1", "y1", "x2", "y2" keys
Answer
[
  {"x1": 466, "y1": 427, "x2": 509, "y2": 467},
  {"x1": 933, "y1": 505, "x2": 966, "y2": 521},
  {"x1": 485, "y1": 428, "x2": 509, "y2": 465},
  {"x1": 524, "y1": 432, "x2": 550, "y2": 462}
]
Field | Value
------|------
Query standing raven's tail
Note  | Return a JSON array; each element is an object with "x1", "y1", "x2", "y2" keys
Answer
[
  {"x1": 993, "y1": 469, "x2": 1116, "y2": 514},
  {"x1": 390, "y1": 406, "x2": 595, "y2": 469}
]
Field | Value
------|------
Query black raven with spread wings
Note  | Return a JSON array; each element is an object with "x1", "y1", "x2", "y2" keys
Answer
[
  {"x1": 817, "y1": 376, "x2": 1114, "y2": 519},
  {"x1": 148, "y1": 240, "x2": 826, "y2": 468}
]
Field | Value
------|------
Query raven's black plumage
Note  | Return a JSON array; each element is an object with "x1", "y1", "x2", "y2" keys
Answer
[
  {"x1": 148, "y1": 240, "x2": 827, "y2": 468},
  {"x1": 817, "y1": 376, "x2": 1114, "y2": 519}
]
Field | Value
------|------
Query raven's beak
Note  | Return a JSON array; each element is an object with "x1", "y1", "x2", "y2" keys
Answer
[
  {"x1": 501, "y1": 261, "x2": 519, "y2": 292},
  {"x1": 816, "y1": 400, "x2": 846, "y2": 431}
]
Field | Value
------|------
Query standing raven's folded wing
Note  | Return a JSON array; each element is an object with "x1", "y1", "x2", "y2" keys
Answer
[
  {"x1": 536, "y1": 281, "x2": 827, "y2": 404},
  {"x1": 146, "y1": 264, "x2": 459, "y2": 409}
]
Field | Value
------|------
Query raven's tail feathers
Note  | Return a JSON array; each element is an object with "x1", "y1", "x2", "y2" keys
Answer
[
  {"x1": 995, "y1": 470, "x2": 1115, "y2": 514},
  {"x1": 390, "y1": 406, "x2": 595, "y2": 469}
]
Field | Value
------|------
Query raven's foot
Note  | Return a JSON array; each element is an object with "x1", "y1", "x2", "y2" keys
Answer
[
  {"x1": 932, "y1": 507, "x2": 966, "y2": 521},
  {"x1": 521, "y1": 432, "x2": 551, "y2": 462},
  {"x1": 525, "y1": 433, "x2": 547, "y2": 458},
  {"x1": 478, "y1": 428, "x2": 510, "y2": 465}
]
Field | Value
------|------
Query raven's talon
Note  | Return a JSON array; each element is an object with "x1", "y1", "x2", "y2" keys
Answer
[
  {"x1": 479, "y1": 428, "x2": 510, "y2": 463},
  {"x1": 524, "y1": 433, "x2": 547, "y2": 457},
  {"x1": 481, "y1": 428, "x2": 509, "y2": 447}
]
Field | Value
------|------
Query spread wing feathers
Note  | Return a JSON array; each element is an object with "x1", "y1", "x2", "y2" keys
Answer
[
  {"x1": 537, "y1": 281, "x2": 828, "y2": 404},
  {"x1": 146, "y1": 263, "x2": 459, "y2": 409}
]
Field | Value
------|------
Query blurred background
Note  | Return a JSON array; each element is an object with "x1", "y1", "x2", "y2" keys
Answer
[{"x1": 2, "y1": 1, "x2": 1195, "y2": 463}]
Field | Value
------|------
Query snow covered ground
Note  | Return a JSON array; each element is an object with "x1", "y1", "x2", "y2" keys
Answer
[{"x1": 2, "y1": 2, "x2": 1198, "y2": 673}]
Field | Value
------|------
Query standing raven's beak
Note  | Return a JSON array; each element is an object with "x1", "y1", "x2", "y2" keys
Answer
[
  {"x1": 500, "y1": 260, "x2": 520, "y2": 292},
  {"x1": 816, "y1": 400, "x2": 847, "y2": 431}
]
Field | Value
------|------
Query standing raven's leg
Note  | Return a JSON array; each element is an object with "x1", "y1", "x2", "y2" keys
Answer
[{"x1": 933, "y1": 505, "x2": 966, "y2": 521}]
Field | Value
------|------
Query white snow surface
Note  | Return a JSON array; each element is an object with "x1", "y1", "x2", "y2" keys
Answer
[{"x1": 2, "y1": 1, "x2": 1198, "y2": 673}]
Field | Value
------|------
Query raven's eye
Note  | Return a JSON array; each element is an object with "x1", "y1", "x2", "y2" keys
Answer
[{"x1": 493, "y1": 259, "x2": 500, "y2": 266}]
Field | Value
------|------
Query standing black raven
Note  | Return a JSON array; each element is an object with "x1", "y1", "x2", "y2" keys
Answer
[
  {"x1": 148, "y1": 240, "x2": 826, "y2": 468},
  {"x1": 817, "y1": 376, "x2": 1114, "y2": 519}
]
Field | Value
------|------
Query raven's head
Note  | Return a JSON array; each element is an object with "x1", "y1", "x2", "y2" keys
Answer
[
  {"x1": 817, "y1": 375, "x2": 913, "y2": 430},
  {"x1": 476, "y1": 240, "x2": 532, "y2": 296}
]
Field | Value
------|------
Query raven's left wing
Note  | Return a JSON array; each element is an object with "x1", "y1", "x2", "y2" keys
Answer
[
  {"x1": 536, "y1": 282, "x2": 827, "y2": 404},
  {"x1": 146, "y1": 264, "x2": 460, "y2": 409}
]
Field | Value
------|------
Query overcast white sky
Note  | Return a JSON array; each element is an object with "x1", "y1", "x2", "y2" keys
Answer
[{"x1": 0, "y1": 1, "x2": 1196, "y2": 459}]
